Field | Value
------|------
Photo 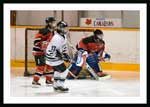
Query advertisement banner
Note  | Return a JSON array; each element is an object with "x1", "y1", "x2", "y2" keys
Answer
[{"x1": 80, "y1": 18, "x2": 122, "y2": 28}]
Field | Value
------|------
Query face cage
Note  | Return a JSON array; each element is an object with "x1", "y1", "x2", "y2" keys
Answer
[
  {"x1": 96, "y1": 34, "x2": 104, "y2": 39},
  {"x1": 57, "y1": 27, "x2": 68, "y2": 34}
]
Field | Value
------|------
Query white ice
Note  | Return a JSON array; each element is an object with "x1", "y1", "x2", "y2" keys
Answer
[{"x1": 11, "y1": 71, "x2": 139, "y2": 97}]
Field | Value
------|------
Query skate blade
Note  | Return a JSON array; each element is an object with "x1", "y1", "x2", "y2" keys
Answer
[
  {"x1": 98, "y1": 74, "x2": 111, "y2": 80},
  {"x1": 46, "y1": 84, "x2": 53, "y2": 87},
  {"x1": 54, "y1": 90, "x2": 69, "y2": 93},
  {"x1": 31, "y1": 84, "x2": 41, "y2": 88},
  {"x1": 53, "y1": 89, "x2": 69, "y2": 93}
]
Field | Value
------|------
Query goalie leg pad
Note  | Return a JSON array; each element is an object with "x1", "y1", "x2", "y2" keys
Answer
[
  {"x1": 86, "y1": 53, "x2": 102, "y2": 73},
  {"x1": 69, "y1": 63, "x2": 82, "y2": 75},
  {"x1": 67, "y1": 63, "x2": 82, "y2": 79},
  {"x1": 75, "y1": 50, "x2": 87, "y2": 67}
]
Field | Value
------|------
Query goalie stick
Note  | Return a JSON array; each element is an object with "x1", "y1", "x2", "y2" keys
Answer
[
  {"x1": 68, "y1": 70, "x2": 78, "y2": 79},
  {"x1": 86, "y1": 63, "x2": 99, "y2": 80},
  {"x1": 67, "y1": 58, "x2": 100, "y2": 80}
]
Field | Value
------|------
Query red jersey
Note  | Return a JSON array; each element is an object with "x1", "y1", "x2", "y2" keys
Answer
[
  {"x1": 76, "y1": 35, "x2": 105, "y2": 53},
  {"x1": 32, "y1": 28, "x2": 54, "y2": 56}
]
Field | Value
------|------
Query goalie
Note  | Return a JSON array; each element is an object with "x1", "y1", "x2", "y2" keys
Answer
[{"x1": 67, "y1": 29, "x2": 111, "y2": 80}]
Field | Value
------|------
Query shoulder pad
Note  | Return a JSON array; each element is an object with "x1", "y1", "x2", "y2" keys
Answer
[{"x1": 39, "y1": 28, "x2": 50, "y2": 35}]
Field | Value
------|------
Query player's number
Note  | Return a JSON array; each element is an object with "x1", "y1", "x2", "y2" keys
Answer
[{"x1": 47, "y1": 45, "x2": 56, "y2": 57}]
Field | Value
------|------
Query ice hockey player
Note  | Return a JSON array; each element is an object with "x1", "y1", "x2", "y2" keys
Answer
[
  {"x1": 67, "y1": 29, "x2": 111, "y2": 80},
  {"x1": 32, "y1": 17, "x2": 56, "y2": 86},
  {"x1": 45, "y1": 21, "x2": 70, "y2": 92}
]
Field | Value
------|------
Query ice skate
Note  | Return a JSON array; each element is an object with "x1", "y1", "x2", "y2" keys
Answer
[
  {"x1": 53, "y1": 78, "x2": 69, "y2": 92},
  {"x1": 32, "y1": 80, "x2": 41, "y2": 88},
  {"x1": 97, "y1": 72, "x2": 111, "y2": 80},
  {"x1": 53, "y1": 86, "x2": 69, "y2": 92},
  {"x1": 45, "y1": 80, "x2": 53, "y2": 86}
]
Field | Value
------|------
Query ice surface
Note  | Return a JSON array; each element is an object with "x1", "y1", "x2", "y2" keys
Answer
[{"x1": 11, "y1": 72, "x2": 139, "y2": 97}]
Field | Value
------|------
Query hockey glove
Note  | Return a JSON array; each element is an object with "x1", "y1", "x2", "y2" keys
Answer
[
  {"x1": 99, "y1": 52, "x2": 111, "y2": 62},
  {"x1": 62, "y1": 53, "x2": 71, "y2": 62}
]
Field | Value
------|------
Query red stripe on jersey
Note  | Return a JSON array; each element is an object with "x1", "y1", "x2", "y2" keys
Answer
[{"x1": 32, "y1": 31, "x2": 54, "y2": 56}]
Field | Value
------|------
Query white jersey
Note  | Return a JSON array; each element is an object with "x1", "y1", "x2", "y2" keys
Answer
[{"x1": 46, "y1": 32, "x2": 68, "y2": 66}]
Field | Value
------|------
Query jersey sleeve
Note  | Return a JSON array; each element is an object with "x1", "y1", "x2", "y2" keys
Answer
[
  {"x1": 32, "y1": 34, "x2": 45, "y2": 55},
  {"x1": 33, "y1": 34, "x2": 41, "y2": 46}
]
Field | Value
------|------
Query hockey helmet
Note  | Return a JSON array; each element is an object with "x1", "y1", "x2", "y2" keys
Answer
[
  {"x1": 45, "y1": 17, "x2": 56, "y2": 29},
  {"x1": 93, "y1": 29, "x2": 104, "y2": 39},
  {"x1": 45, "y1": 17, "x2": 56, "y2": 24},
  {"x1": 57, "y1": 21, "x2": 68, "y2": 35}
]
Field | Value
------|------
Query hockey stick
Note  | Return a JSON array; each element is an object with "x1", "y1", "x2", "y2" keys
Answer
[
  {"x1": 67, "y1": 56, "x2": 99, "y2": 80},
  {"x1": 68, "y1": 71, "x2": 78, "y2": 79},
  {"x1": 85, "y1": 62, "x2": 99, "y2": 80}
]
